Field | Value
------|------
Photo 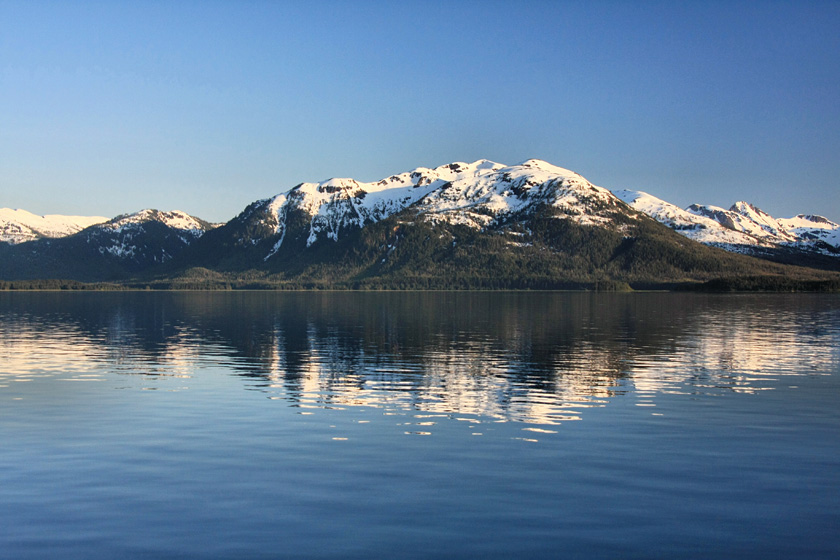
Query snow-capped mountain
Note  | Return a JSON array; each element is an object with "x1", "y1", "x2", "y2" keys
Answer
[
  {"x1": 105, "y1": 209, "x2": 209, "y2": 233},
  {"x1": 182, "y1": 158, "x2": 838, "y2": 282},
  {"x1": 0, "y1": 208, "x2": 107, "y2": 245},
  {"x1": 778, "y1": 214, "x2": 840, "y2": 248},
  {"x1": 413, "y1": 159, "x2": 618, "y2": 228},
  {"x1": 1, "y1": 209, "x2": 214, "y2": 281},
  {"x1": 228, "y1": 159, "x2": 626, "y2": 262},
  {"x1": 614, "y1": 190, "x2": 840, "y2": 256},
  {"x1": 3, "y1": 158, "x2": 838, "y2": 286},
  {"x1": 83, "y1": 209, "x2": 213, "y2": 260}
]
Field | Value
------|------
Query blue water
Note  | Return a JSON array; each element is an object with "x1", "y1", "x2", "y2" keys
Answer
[{"x1": 1, "y1": 292, "x2": 838, "y2": 559}]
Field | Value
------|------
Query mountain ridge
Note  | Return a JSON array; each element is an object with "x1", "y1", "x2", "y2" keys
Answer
[
  {"x1": 0, "y1": 209, "x2": 216, "y2": 282},
  {"x1": 1, "y1": 208, "x2": 108, "y2": 245},
  {"x1": 614, "y1": 188, "x2": 839, "y2": 260},
  {"x1": 2, "y1": 159, "x2": 838, "y2": 288}
]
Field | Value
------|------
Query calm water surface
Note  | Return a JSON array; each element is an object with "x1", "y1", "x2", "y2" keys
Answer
[{"x1": 1, "y1": 292, "x2": 838, "y2": 559}]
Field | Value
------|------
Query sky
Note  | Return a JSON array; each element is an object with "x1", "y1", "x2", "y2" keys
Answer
[{"x1": 1, "y1": 0, "x2": 838, "y2": 223}]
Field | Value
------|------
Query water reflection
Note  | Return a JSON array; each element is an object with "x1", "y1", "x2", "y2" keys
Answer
[{"x1": 1, "y1": 292, "x2": 838, "y2": 424}]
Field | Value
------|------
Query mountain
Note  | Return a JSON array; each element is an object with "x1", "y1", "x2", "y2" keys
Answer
[
  {"x1": 0, "y1": 208, "x2": 108, "y2": 245},
  {"x1": 175, "y1": 159, "x2": 837, "y2": 289},
  {"x1": 614, "y1": 190, "x2": 840, "y2": 269},
  {"x1": 187, "y1": 159, "x2": 623, "y2": 264},
  {"x1": 777, "y1": 214, "x2": 840, "y2": 249},
  {"x1": 88, "y1": 209, "x2": 211, "y2": 258},
  {"x1": 0, "y1": 209, "x2": 214, "y2": 281},
  {"x1": 3, "y1": 159, "x2": 838, "y2": 289}
]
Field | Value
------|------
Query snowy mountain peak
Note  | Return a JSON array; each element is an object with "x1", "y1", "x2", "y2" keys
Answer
[
  {"x1": 781, "y1": 214, "x2": 838, "y2": 228},
  {"x1": 105, "y1": 209, "x2": 209, "y2": 236},
  {"x1": 731, "y1": 201, "x2": 768, "y2": 218},
  {"x1": 0, "y1": 208, "x2": 108, "y2": 245},
  {"x1": 777, "y1": 214, "x2": 840, "y2": 249},
  {"x1": 515, "y1": 158, "x2": 582, "y2": 178},
  {"x1": 728, "y1": 201, "x2": 788, "y2": 235},
  {"x1": 252, "y1": 159, "x2": 626, "y2": 258},
  {"x1": 77, "y1": 209, "x2": 213, "y2": 263},
  {"x1": 619, "y1": 191, "x2": 839, "y2": 255},
  {"x1": 431, "y1": 159, "x2": 504, "y2": 175}
]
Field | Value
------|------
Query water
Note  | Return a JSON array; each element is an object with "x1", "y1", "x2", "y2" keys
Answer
[{"x1": 1, "y1": 291, "x2": 838, "y2": 559}]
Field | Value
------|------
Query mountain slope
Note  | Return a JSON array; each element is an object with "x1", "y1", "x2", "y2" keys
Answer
[
  {"x1": 3, "y1": 159, "x2": 838, "y2": 288},
  {"x1": 0, "y1": 209, "x2": 214, "y2": 281},
  {"x1": 615, "y1": 190, "x2": 840, "y2": 262},
  {"x1": 778, "y1": 214, "x2": 840, "y2": 248},
  {"x1": 186, "y1": 159, "x2": 627, "y2": 267},
  {"x1": 175, "y1": 160, "x2": 834, "y2": 289},
  {"x1": 0, "y1": 208, "x2": 108, "y2": 245}
]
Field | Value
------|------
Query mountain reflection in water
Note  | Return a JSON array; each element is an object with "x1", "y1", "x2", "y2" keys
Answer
[{"x1": 1, "y1": 292, "x2": 837, "y2": 426}]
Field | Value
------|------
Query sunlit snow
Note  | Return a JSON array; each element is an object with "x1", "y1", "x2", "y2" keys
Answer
[
  {"x1": 259, "y1": 159, "x2": 622, "y2": 256},
  {"x1": 0, "y1": 208, "x2": 107, "y2": 244},
  {"x1": 614, "y1": 190, "x2": 840, "y2": 254}
]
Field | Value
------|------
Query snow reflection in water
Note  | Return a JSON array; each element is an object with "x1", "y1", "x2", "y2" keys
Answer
[
  {"x1": 2, "y1": 292, "x2": 838, "y2": 560},
  {"x1": 1, "y1": 292, "x2": 837, "y2": 428}
]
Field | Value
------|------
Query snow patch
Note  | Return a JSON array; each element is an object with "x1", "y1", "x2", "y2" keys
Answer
[
  {"x1": 615, "y1": 189, "x2": 840, "y2": 254},
  {"x1": 0, "y1": 208, "x2": 107, "y2": 244},
  {"x1": 105, "y1": 209, "x2": 206, "y2": 236}
]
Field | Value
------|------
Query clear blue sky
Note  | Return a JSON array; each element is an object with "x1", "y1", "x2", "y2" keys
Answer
[{"x1": 2, "y1": 0, "x2": 838, "y2": 223}]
